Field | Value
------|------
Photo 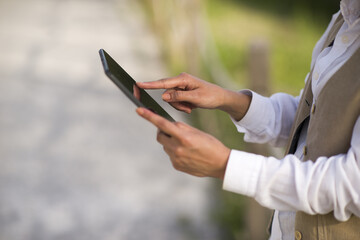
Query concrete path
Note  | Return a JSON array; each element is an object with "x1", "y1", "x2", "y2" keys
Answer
[{"x1": 0, "y1": 0, "x2": 219, "y2": 239}]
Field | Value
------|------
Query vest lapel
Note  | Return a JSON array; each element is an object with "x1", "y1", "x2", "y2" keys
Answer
[
  {"x1": 322, "y1": 13, "x2": 344, "y2": 50},
  {"x1": 285, "y1": 13, "x2": 344, "y2": 154},
  {"x1": 285, "y1": 71, "x2": 313, "y2": 154}
]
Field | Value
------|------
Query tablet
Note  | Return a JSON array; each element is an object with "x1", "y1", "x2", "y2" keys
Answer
[{"x1": 99, "y1": 49, "x2": 175, "y2": 122}]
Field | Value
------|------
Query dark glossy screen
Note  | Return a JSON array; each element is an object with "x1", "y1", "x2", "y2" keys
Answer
[{"x1": 99, "y1": 49, "x2": 174, "y2": 122}]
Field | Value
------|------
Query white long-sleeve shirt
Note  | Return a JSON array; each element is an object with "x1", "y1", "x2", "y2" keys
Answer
[{"x1": 223, "y1": 0, "x2": 360, "y2": 239}]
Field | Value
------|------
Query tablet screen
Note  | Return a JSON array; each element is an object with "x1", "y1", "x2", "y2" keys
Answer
[{"x1": 99, "y1": 49, "x2": 174, "y2": 122}]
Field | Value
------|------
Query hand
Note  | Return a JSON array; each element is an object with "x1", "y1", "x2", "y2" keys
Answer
[
  {"x1": 136, "y1": 107, "x2": 231, "y2": 179},
  {"x1": 136, "y1": 72, "x2": 227, "y2": 114},
  {"x1": 137, "y1": 72, "x2": 252, "y2": 121}
]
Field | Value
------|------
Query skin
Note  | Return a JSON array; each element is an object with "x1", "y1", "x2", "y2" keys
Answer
[{"x1": 135, "y1": 72, "x2": 252, "y2": 179}]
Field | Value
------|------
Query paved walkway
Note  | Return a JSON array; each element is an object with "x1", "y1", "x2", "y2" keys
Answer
[{"x1": 0, "y1": 0, "x2": 218, "y2": 239}]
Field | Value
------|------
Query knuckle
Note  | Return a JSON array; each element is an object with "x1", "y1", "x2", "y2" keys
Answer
[
  {"x1": 174, "y1": 146, "x2": 183, "y2": 157},
  {"x1": 164, "y1": 89, "x2": 172, "y2": 94},
  {"x1": 181, "y1": 135, "x2": 192, "y2": 146},
  {"x1": 170, "y1": 91, "x2": 179, "y2": 100},
  {"x1": 179, "y1": 72, "x2": 188, "y2": 78},
  {"x1": 160, "y1": 78, "x2": 169, "y2": 88},
  {"x1": 178, "y1": 72, "x2": 189, "y2": 86},
  {"x1": 180, "y1": 78, "x2": 188, "y2": 87}
]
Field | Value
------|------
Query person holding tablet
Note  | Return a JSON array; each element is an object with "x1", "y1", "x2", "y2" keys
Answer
[{"x1": 136, "y1": 1, "x2": 360, "y2": 239}]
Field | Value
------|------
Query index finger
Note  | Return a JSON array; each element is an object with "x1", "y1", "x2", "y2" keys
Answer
[
  {"x1": 136, "y1": 107, "x2": 181, "y2": 137},
  {"x1": 136, "y1": 76, "x2": 187, "y2": 90}
]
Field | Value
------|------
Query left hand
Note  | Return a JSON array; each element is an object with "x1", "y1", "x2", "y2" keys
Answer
[{"x1": 136, "y1": 107, "x2": 231, "y2": 179}]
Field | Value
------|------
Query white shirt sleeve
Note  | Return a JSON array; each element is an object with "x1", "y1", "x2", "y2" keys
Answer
[
  {"x1": 231, "y1": 90, "x2": 301, "y2": 147},
  {"x1": 224, "y1": 8, "x2": 360, "y2": 222},
  {"x1": 223, "y1": 116, "x2": 360, "y2": 221}
]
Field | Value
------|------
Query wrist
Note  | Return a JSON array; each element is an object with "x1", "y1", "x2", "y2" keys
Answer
[
  {"x1": 217, "y1": 89, "x2": 235, "y2": 110},
  {"x1": 219, "y1": 90, "x2": 252, "y2": 121},
  {"x1": 214, "y1": 146, "x2": 231, "y2": 180}
]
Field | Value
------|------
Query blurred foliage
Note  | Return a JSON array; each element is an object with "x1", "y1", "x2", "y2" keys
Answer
[
  {"x1": 140, "y1": 0, "x2": 339, "y2": 239},
  {"x1": 227, "y1": 0, "x2": 339, "y2": 19},
  {"x1": 205, "y1": 0, "x2": 328, "y2": 95},
  {"x1": 210, "y1": 182, "x2": 249, "y2": 239}
]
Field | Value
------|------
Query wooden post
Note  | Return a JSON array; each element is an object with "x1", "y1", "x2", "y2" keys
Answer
[
  {"x1": 245, "y1": 39, "x2": 272, "y2": 240},
  {"x1": 249, "y1": 40, "x2": 270, "y2": 95}
]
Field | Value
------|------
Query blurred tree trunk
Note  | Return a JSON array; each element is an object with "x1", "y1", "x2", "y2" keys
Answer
[
  {"x1": 142, "y1": 0, "x2": 236, "y2": 88},
  {"x1": 245, "y1": 40, "x2": 272, "y2": 240},
  {"x1": 142, "y1": 0, "x2": 202, "y2": 75}
]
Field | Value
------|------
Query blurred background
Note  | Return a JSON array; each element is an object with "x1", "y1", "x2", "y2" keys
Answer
[{"x1": 0, "y1": 0, "x2": 339, "y2": 239}]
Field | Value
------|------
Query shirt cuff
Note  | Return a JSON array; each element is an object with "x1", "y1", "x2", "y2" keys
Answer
[
  {"x1": 231, "y1": 91, "x2": 273, "y2": 134},
  {"x1": 223, "y1": 149, "x2": 265, "y2": 197}
]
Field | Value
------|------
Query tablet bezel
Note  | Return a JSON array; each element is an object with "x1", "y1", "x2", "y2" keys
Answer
[{"x1": 99, "y1": 49, "x2": 175, "y2": 122}]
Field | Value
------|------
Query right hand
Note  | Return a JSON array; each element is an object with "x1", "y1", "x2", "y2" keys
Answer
[
  {"x1": 137, "y1": 72, "x2": 252, "y2": 121},
  {"x1": 136, "y1": 72, "x2": 228, "y2": 114}
]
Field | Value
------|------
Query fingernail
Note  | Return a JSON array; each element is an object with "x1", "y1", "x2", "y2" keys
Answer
[{"x1": 162, "y1": 94, "x2": 170, "y2": 101}]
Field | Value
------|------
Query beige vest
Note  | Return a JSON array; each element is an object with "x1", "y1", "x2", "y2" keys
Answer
[{"x1": 285, "y1": 14, "x2": 360, "y2": 240}]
